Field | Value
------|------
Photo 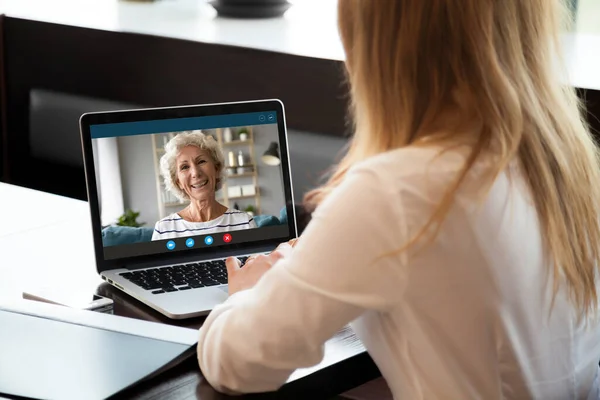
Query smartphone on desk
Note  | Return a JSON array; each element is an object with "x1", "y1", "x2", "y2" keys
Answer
[{"x1": 22, "y1": 287, "x2": 114, "y2": 313}]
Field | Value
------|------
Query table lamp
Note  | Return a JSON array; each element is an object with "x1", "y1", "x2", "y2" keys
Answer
[{"x1": 262, "y1": 142, "x2": 281, "y2": 166}]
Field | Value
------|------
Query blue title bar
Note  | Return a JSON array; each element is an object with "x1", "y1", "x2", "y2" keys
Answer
[{"x1": 90, "y1": 111, "x2": 278, "y2": 139}]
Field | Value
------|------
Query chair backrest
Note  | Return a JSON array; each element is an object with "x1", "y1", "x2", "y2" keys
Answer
[
  {"x1": 27, "y1": 88, "x2": 348, "y2": 204},
  {"x1": 29, "y1": 89, "x2": 142, "y2": 169}
]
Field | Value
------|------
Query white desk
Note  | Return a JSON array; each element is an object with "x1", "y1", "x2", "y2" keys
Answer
[
  {"x1": 0, "y1": 0, "x2": 344, "y2": 61},
  {"x1": 0, "y1": 183, "x2": 102, "y2": 302}
]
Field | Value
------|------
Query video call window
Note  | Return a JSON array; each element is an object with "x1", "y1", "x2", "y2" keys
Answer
[{"x1": 92, "y1": 117, "x2": 288, "y2": 259}]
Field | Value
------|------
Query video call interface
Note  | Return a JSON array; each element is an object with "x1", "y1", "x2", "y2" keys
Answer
[{"x1": 90, "y1": 111, "x2": 290, "y2": 260}]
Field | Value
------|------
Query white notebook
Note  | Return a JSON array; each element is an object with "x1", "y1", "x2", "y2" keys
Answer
[{"x1": 0, "y1": 300, "x2": 198, "y2": 400}]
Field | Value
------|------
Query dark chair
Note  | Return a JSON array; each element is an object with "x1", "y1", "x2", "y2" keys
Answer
[
  {"x1": 24, "y1": 89, "x2": 347, "y2": 215},
  {"x1": 0, "y1": 16, "x2": 349, "y2": 201},
  {"x1": 26, "y1": 89, "x2": 143, "y2": 200}
]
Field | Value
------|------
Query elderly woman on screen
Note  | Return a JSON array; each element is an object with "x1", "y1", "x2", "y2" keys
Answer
[{"x1": 151, "y1": 131, "x2": 256, "y2": 241}]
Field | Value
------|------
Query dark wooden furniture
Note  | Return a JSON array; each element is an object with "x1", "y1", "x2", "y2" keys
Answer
[
  {"x1": 0, "y1": 16, "x2": 349, "y2": 200},
  {"x1": 1, "y1": 16, "x2": 600, "y2": 203}
]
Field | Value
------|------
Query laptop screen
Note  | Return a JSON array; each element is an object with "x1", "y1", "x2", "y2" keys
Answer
[{"x1": 88, "y1": 110, "x2": 292, "y2": 261}]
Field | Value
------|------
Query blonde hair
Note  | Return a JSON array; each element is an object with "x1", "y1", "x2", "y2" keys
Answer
[
  {"x1": 306, "y1": 0, "x2": 600, "y2": 318},
  {"x1": 160, "y1": 130, "x2": 225, "y2": 201}
]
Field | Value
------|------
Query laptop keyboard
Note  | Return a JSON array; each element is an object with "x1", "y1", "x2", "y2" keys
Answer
[{"x1": 118, "y1": 257, "x2": 248, "y2": 294}]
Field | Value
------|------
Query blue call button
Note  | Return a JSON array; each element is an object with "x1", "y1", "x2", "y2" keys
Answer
[
  {"x1": 166, "y1": 240, "x2": 176, "y2": 250},
  {"x1": 204, "y1": 235, "x2": 214, "y2": 245},
  {"x1": 185, "y1": 237, "x2": 195, "y2": 248}
]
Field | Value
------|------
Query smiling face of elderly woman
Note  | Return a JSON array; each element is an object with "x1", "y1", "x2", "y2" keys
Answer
[{"x1": 175, "y1": 145, "x2": 220, "y2": 202}]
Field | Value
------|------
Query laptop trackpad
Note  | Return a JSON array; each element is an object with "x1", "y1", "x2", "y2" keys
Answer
[{"x1": 217, "y1": 285, "x2": 229, "y2": 294}]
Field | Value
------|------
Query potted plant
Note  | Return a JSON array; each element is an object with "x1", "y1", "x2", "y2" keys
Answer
[
  {"x1": 116, "y1": 209, "x2": 145, "y2": 227},
  {"x1": 244, "y1": 205, "x2": 257, "y2": 217},
  {"x1": 238, "y1": 127, "x2": 249, "y2": 141}
]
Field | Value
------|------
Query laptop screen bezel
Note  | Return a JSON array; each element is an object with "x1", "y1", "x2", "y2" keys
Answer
[{"x1": 80, "y1": 99, "x2": 297, "y2": 273}]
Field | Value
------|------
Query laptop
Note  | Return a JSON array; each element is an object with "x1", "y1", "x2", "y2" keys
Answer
[{"x1": 79, "y1": 99, "x2": 297, "y2": 319}]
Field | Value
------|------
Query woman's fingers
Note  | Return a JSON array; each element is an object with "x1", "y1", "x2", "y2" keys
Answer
[
  {"x1": 253, "y1": 254, "x2": 272, "y2": 266},
  {"x1": 244, "y1": 255, "x2": 258, "y2": 267},
  {"x1": 273, "y1": 242, "x2": 293, "y2": 259},
  {"x1": 225, "y1": 256, "x2": 241, "y2": 275},
  {"x1": 239, "y1": 239, "x2": 297, "y2": 270},
  {"x1": 225, "y1": 242, "x2": 296, "y2": 295}
]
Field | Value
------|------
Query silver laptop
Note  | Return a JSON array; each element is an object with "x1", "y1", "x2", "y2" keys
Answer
[{"x1": 79, "y1": 99, "x2": 297, "y2": 319}]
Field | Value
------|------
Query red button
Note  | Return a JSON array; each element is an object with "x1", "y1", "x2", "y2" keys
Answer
[{"x1": 223, "y1": 233, "x2": 232, "y2": 243}]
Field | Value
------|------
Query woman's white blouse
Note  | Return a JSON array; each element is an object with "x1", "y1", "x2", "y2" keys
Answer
[
  {"x1": 152, "y1": 209, "x2": 256, "y2": 240},
  {"x1": 197, "y1": 145, "x2": 600, "y2": 399}
]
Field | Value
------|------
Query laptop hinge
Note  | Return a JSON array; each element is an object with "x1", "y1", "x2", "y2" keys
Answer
[{"x1": 119, "y1": 244, "x2": 277, "y2": 271}]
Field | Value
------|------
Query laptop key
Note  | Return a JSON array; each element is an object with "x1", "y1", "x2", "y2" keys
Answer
[
  {"x1": 151, "y1": 289, "x2": 165, "y2": 294},
  {"x1": 118, "y1": 259, "x2": 232, "y2": 291},
  {"x1": 145, "y1": 282, "x2": 163, "y2": 290}
]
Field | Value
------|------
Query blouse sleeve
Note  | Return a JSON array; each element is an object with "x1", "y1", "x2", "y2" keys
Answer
[
  {"x1": 151, "y1": 220, "x2": 162, "y2": 241},
  {"x1": 197, "y1": 165, "x2": 409, "y2": 394}
]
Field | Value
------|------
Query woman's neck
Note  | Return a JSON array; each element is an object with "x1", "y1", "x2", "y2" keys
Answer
[{"x1": 184, "y1": 199, "x2": 226, "y2": 222}]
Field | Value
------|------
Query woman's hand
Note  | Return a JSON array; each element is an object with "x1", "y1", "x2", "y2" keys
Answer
[{"x1": 225, "y1": 239, "x2": 298, "y2": 296}]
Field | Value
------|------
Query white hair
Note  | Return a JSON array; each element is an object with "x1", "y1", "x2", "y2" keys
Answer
[{"x1": 159, "y1": 130, "x2": 225, "y2": 202}]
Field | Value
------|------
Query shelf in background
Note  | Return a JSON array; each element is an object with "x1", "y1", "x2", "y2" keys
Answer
[
  {"x1": 222, "y1": 139, "x2": 252, "y2": 146},
  {"x1": 226, "y1": 172, "x2": 255, "y2": 178},
  {"x1": 218, "y1": 195, "x2": 256, "y2": 201},
  {"x1": 228, "y1": 163, "x2": 255, "y2": 168}
]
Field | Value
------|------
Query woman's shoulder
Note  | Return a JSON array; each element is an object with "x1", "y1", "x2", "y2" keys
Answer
[
  {"x1": 155, "y1": 213, "x2": 184, "y2": 226},
  {"x1": 352, "y1": 145, "x2": 470, "y2": 182},
  {"x1": 223, "y1": 209, "x2": 252, "y2": 221}
]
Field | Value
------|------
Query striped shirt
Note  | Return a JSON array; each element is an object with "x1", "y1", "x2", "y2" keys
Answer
[{"x1": 151, "y1": 209, "x2": 256, "y2": 240}]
